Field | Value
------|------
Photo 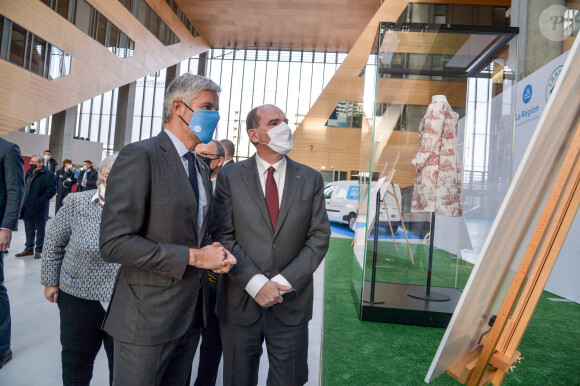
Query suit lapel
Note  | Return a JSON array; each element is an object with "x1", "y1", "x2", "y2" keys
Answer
[
  {"x1": 157, "y1": 131, "x2": 199, "y2": 237},
  {"x1": 274, "y1": 157, "x2": 303, "y2": 238},
  {"x1": 241, "y1": 155, "x2": 273, "y2": 232}
]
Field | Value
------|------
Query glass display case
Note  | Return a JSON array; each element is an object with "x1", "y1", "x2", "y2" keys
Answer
[{"x1": 352, "y1": 22, "x2": 519, "y2": 327}]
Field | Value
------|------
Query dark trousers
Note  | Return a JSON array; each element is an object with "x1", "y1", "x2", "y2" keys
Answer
[
  {"x1": 220, "y1": 309, "x2": 309, "y2": 386},
  {"x1": 194, "y1": 289, "x2": 223, "y2": 386},
  {"x1": 24, "y1": 220, "x2": 46, "y2": 253},
  {"x1": 0, "y1": 251, "x2": 10, "y2": 352},
  {"x1": 58, "y1": 289, "x2": 114, "y2": 386},
  {"x1": 112, "y1": 315, "x2": 200, "y2": 386},
  {"x1": 55, "y1": 190, "x2": 71, "y2": 214}
]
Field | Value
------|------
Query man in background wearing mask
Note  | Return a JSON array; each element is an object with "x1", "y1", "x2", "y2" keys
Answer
[
  {"x1": 77, "y1": 160, "x2": 98, "y2": 192},
  {"x1": 54, "y1": 159, "x2": 77, "y2": 214},
  {"x1": 190, "y1": 138, "x2": 225, "y2": 386},
  {"x1": 99, "y1": 73, "x2": 236, "y2": 386},
  {"x1": 43, "y1": 150, "x2": 58, "y2": 173},
  {"x1": 15, "y1": 155, "x2": 56, "y2": 259},
  {"x1": 196, "y1": 139, "x2": 225, "y2": 193},
  {"x1": 211, "y1": 104, "x2": 330, "y2": 386}
]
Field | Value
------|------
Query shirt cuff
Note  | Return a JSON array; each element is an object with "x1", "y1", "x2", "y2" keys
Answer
[
  {"x1": 245, "y1": 274, "x2": 269, "y2": 298},
  {"x1": 0, "y1": 228, "x2": 13, "y2": 232},
  {"x1": 271, "y1": 274, "x2": 293, "y2": 295}
]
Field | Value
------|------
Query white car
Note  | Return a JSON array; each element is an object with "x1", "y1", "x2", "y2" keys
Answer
[{"x1": 324, "y1": 180, "x2": 402, "y2": 233}]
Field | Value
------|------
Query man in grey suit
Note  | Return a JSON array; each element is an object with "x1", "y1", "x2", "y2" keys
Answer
[
  {"x1": 100, "y1": 73, "x2": 236, "y2": 385},
  {"x1": 211, "y1": 104, "x2": 330, "y2": 386},
  {"x1": 0, "y1": 138, "x2": 24, "y2": 369}
]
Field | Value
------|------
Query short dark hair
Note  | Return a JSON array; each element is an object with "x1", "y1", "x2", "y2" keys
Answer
[
  {"x1": 220, "y1": 139, "x2": 235, "y2": 157},
  {"x1": 246, "y1": 106, "x2": 261, "y2": 132},
  {"x1": 44, "y1": 150, "x2": 51, "y2": 154},
  {"x1": 63, "y1": 159, "x2": 72, "y2": 165},
  {"x1": 212, "y1": 140, "x2": 225, "y2": 158},
  {"x1": 84, "y1": 160, "x2": 92, "y2": 165}
]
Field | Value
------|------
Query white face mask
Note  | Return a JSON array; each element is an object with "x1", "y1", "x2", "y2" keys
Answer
[
  {"x1": 254, "y1": 122, "x2": 293, "y2": 155},
  {"x1": 44, "y1": 155, "x2": 51, "y2": 161}
]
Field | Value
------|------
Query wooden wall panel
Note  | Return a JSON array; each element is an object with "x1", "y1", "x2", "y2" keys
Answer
[{"x1": 0, "y1": 0, "x2": 209, "y2": 136}]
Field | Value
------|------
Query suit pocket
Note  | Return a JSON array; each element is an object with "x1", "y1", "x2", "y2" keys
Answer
[{"x1": 123, "y1": 268, "x2": 174, "y2": 286}]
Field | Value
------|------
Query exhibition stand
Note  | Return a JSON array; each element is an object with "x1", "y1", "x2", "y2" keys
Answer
[{"x1": 352, "y1": 22, "x2": 519, "y2": 327}]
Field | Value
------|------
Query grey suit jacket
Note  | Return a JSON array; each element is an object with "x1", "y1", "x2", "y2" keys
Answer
[
  {"x1": 211, "y1": 155, "x2": 330, "y2": 326},
  {"x1": 100, "y1": 130, "x2": 212, "y2": 345},
  {"x1": 0, "y1": 138, "x2": 24, "y2": 231}
]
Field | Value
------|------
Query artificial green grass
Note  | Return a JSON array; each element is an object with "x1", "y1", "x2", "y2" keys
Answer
[
  {"x1": 322, "y1": 238, "x2": 580, "y2": 385},
  {"x1": 363, "y1": 241, "x2": 474, "y2": 290}
]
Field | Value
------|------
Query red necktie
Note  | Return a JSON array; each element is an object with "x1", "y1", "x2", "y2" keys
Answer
[{"x1": 265, "y1": 166, "x2": 279, "y2": 230}]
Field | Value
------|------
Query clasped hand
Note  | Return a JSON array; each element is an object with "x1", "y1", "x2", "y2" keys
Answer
[
  {"x1": 189, "y1": 242, "x2": 236, "y2": 274},
  {"x1": 254, "y1": 280, "x2": 292, "y2": 308}
]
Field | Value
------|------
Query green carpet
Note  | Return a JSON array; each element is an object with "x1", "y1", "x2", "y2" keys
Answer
[
  {"x1": 322, "y1": 238, "x2": 580, "y2": 385},
  {"x1": 363, "y1": 241, "x2": 473, "y2": 290}
]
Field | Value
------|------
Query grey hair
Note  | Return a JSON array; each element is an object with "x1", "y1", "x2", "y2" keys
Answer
[
  {"x1": 163, "y1": 73, "x2": 221, "y2": 123},
  {"x1": 212, "y1": 139, "x2": 225, "y2": 158},
  {"x1": 97, "y1": 153, "x2": 118, "y2": 186},
  {"x1": 32, "y1": 154, "x2": 44, "y2": 164}
]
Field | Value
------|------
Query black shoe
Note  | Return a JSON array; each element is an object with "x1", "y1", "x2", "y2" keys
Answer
[{"x1": 0, "y1": 348, "x2": 12, "y2": 369}]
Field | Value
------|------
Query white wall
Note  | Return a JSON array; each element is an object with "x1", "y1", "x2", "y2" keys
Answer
[{"x1": 2, "y1": 131, "x2": 103, "y2": 165}]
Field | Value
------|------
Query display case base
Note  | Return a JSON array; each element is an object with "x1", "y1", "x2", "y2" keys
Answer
[{"x1": 356, "y1": 282, "x2": 462, "y2": 327}]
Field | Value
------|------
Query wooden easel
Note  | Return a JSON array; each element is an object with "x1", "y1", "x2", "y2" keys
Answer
[
  {"x1": 446, "y1": 123, "x2": 580, "y2": 385},
  {"x1": 364, "y1": 153, "x2": 415, "y2": 265}
]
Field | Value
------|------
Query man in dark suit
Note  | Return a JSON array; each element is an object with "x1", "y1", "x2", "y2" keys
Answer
[
  {"x1": 100, "y1": 73, "x2": 236, "y2": 386},
  {"x1": 0, "y1": 138, "x2": 24, "y2": 369},
  {"x1": 15, "y1": 154, "x2": 56, "y2": 260},
  {"x1": 212, "y1": 104, "x2": 331, "y2": 386},
  {"x1": 77, "y1": 160, "x2": 98, "y2": 191},
  {"x1": 54, "y1": 159, "x2": 77, "y2": 214},
  {"x1": 43, "y1": 150, "x2": 58, "y2": 173},
  {"x1": 220, "y1": 139, "x2": 236, "y2": 168}
]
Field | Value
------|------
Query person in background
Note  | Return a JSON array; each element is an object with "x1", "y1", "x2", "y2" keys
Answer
[
  {"x1": 44, "y1": 150, "x2": 58, "y2": 173},
  {"x1": 196, "y1": 140, "x2": 225, "y2": 192},
  {"x1": 0, "y1": 138, "x2": 25, "y2": 369},
  {"x1": 15, "y1": 155, "x2": 56, "y2": 260},
  {"x1": 220, "y1": 139, "x2": 236, "y2": 168},
  {"x1": 55, "y1": 159, "x2": 77, "y2": 215},
  {"x1": 77, "y1": 160, "x2": 98, "y2": 192},
  {"x1": 192, "y1": 139, "x2": 225, "y2": 386},
  {"x1": 42, "y1": 153, "x2": 119, "y2": 385},
  {"x1": 211, "y1": 104, "x2": 330, "y2": 386}
]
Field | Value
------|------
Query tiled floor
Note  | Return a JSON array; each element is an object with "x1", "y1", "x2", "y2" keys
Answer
[{"x1": 0, "y1": 202, "x2": 324, "y2": 385}]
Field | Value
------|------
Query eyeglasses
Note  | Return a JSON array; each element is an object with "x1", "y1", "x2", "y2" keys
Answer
[{"x1": 199, "y1": 152, "x2": 221, "y2": 159}]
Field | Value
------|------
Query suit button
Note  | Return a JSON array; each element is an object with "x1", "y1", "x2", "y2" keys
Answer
[
  {"x1": 265, "y1": 272, "x2": 271, "y2": 277},
  {"x1": 197, "y1": 272, "x2": 202, "y2": 278},
  {"x1": 273, "y1": 244, "x2": 277, "y2": 249}
]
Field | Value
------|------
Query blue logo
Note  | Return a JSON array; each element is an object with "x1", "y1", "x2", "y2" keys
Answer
[{"x1": 523, "y1": 85, "x2": 532, "y2": 104}]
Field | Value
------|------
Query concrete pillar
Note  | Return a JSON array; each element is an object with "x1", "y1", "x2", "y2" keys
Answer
[
  {"x1": 165, "y1": 63, "x2": 181, "y2": 86},
  {"x1": 114, "y1": 81, "x2": 136, "y2": 152},
  {"x1": 511, "y1": 0, "x2": 566, "y2": 79},
  {"x1": 49, "y1": 106, "x2": 76, "y2": 164},
  {"x1": 197, "y1": 52, "x2": 207, "y2": 76}
]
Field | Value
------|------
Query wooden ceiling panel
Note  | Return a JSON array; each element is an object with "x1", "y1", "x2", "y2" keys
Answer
[{"x1": 178, "y1": 0, "x2": 380, "y2": 51}]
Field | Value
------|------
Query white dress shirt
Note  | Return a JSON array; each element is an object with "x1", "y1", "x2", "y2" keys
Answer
[
  {"x1": 245, "y1": 154, "x2": 293, "y2": 298},
  {"x1": 164, "y1": 129, "x2": 208, "y2": 238}
]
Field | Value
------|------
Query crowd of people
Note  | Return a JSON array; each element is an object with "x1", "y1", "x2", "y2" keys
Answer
[{"x1": 0, "y1": 73, "x2": 330, "y2": 386}]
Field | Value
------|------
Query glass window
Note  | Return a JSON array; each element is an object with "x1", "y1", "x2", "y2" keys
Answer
[
  {"x1": 30, "y1": 35, "x2": 47, "y2": 77},
  {"x1": 9, "y1": 23, "x2": 27, "y2": 67},
  {"x1": 96, "y1": 14, "x2": 107, "y2": 45},
  {"x1": 108, "y1": 23, "x2": 118, "y2": 54},
  {"x1": 56, "y1": 0, "x2": 71, "y2": 19},
  {"x1": 324, "y1": 185, "x2": 334, "y2": 199},
  {"x1": 74, "y1": 0, "x2": 92, "y2": 35}
]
